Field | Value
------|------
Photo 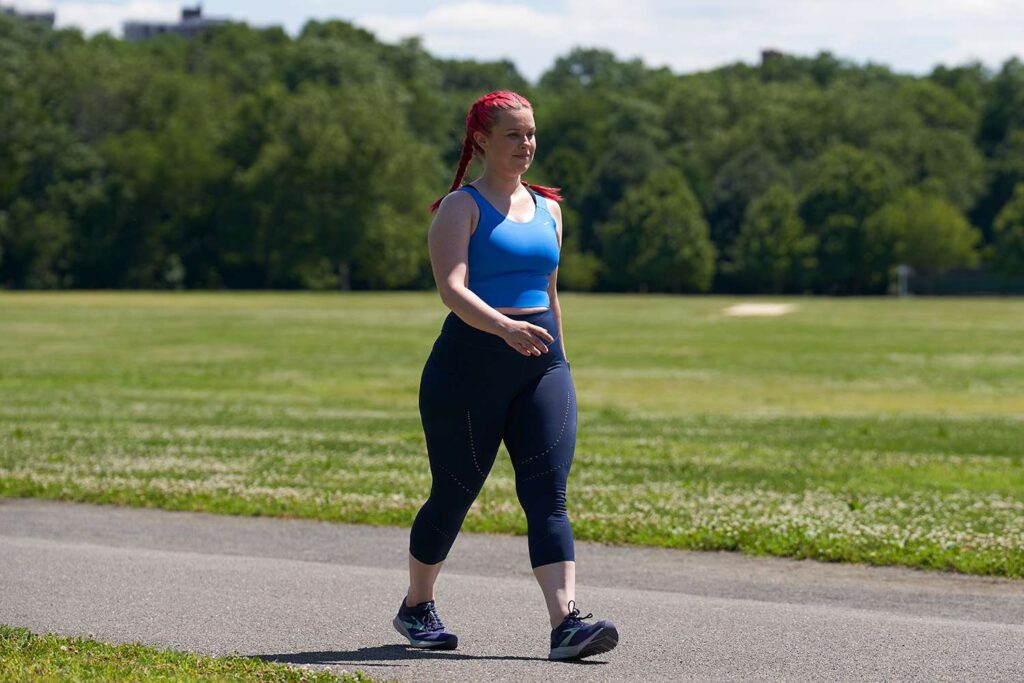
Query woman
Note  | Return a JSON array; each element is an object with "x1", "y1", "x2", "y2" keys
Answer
[{"x1": 392, "y1": 91, "x2": 619, "y2": 661}]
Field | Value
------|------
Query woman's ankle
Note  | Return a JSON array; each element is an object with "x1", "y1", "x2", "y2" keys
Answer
[{"x1": 406, "y1": 590, "x2": 434, "y2": 607}]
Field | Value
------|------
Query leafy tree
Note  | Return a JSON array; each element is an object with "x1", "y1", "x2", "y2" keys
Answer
[
  {"x1": 727, "y1": 185, "x2": 817, "y2": 293},
  {"x1": 539, "y1": 47, "x2": 648, "y2": 92},
  {"x1": 184, "y1": 23, "x2": 291, "y2": 94},
  {"x1": 758, "y1": 50, "x2": 869, "y2": 88},
  {"x1": 662, "y1": 77, "x2": 728, "y2": 150},
  {"x1": 228, "y1": 82, "x2": 440, "y2": 289},
  {"x1": 808, "y1": 51, "x2": 849, "y2": 88},
  {"x1": 578, "y1": 135, "x2": 666, "y2": 254},
  {"x1": 438, "y1": 57, "x2": 527, "y2": 92},
  {"x1": 0, "y1": 96, "x2": 102, "y2": 288},
  {"x1": 549, "y1": 202, "x2": 601, "y2": 291},
  {"x1": 597, "y1": 168, "x2": 715, "y2": 292},
  {"x1": 869, "y1": 128, "x2": 985, "y2": 212},
  {"x1": 971, "y1": 129, "x2": 1024, "y2": 241},
  {"x1": 537, "y1": 147, "x2": 589, "y2": 206},
  {"x1": 928, "y1": 61, "x2": 988, "y2": 112},
  {"x1": 79, "y1": 73, "x2": 231, "y2": 288},
  {"x1": 1, "y1": 200, "x2": 73, "y2": 288},
  {"x1": 799, "y1": 144, "x2": 901, "y2": 293},
  {"x1": 991, "y1": 183, "x2": 1024, "y2": 277},
  {"x1": 707, "y1": 146, "x2": 789, "y2": 253},
  {"x1": 865, "y1": 188, "x2": 981, "y2": 289},
  {"x1": 297, "y1": 19, "x2": 379, "y2": 48},
  {"x1": 899, "y1": 79, "x2": 978, "y2": 132},
  {"x1": 532, "y1": 91, "x2": 611, "y2": 186},
  {"x1": 287, "y1": 35, "x2": 386, "y2": 89},
  {"x1": 0, "y1": 211, "x2": 7, "y2": 276},
  {"x1": 607, "y1": 96, "x2": 668, "y2": 148},
  {"x1": 979, "y1": 58, "x2": 1024, "y2": 154},
  {"x1": 800, "y1": 144, "x2": 900, "y2": 226}
]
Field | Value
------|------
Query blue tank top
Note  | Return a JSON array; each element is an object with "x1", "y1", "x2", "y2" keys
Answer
[{"x1": 460, "y1": 184, "x2": 559, "y2": 309}]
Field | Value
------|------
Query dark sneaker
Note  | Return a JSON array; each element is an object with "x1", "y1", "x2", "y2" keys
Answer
[
  {"x1": 548, "y1": 600, "x2": 618, "y2": 661},
  {"x1": 393, "y1": 596, "x2": 458, "y2": 649}
]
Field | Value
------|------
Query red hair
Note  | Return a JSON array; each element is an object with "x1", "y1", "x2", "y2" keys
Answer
[{"x1": 429, "y1": 90, "x2": 562, "y2": 213}]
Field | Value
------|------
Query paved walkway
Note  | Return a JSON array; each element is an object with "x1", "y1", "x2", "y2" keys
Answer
[{"x1": 1, "y1": 498, "x2": 1022, "y2": 681}]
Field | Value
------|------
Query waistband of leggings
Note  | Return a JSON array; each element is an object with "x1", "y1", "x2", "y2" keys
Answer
[{"x1": 440, "y1": 308, "x2": 556, "y2": 349}]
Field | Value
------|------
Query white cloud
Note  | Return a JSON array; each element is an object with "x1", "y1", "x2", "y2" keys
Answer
[
  {"x1": 358, "y1": 0, "x2": 1024, "y2": 80},
  {"x1": 8, "y1": 0, "x2": 54, "y2": 10},
  {"x1": 364, "y1": 2, "x2": 555, "y2": 33},
  {"x1": 360, "y1": 0, "x2": 668, "y2": 78},
  {"x1": 14, "y1": 0, "x2": 1022, "y2": 77},
  {"x1": 359, "y1": 2, "x2": 559, "y2": 76}
]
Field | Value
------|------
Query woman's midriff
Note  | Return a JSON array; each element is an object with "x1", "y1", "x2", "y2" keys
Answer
[{"x1": 495, "y1": 306, "x2": 549, "y2": 314}]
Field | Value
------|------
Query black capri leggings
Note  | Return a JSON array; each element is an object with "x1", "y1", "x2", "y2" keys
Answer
[{"x1": 409, "y1": 307, "x2": 577, "y2": 568}]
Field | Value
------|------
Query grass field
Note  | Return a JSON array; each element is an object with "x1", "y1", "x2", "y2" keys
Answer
[
  {"x1": 1, "y1": 292, "x2": 1022, "y2": 577},
  {"x1": 0, "y1": 624, "x2": 375, "y2": 682}
]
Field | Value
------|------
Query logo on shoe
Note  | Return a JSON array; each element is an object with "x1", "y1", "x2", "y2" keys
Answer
[
  {"x1": 558, "y1": 626, "x2": 582, "y2": 647},
  {"x1": 402, "y1": 617, "x2": 426, "y2": 631}
]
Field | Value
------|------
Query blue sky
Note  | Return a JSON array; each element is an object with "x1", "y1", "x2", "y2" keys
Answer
[{"x1": 9, "y1": 0, "x2": 1023, "y2": 81}]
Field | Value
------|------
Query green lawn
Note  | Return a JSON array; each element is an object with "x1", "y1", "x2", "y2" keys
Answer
[
  {"x1": 1, "y1": 292, "x2": 1022, "y2": 577},
  {"x1": 0, "y1": 624, "x2": 376, "y2": 682}
]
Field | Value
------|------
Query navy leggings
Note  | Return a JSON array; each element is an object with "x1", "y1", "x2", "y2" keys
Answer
[{"x1": 409, "y1": 308, "x2": 577, "y2": 568}]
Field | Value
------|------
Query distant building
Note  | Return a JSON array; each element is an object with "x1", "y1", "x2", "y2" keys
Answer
[
  {"x1": 761, "y1": 49, "x2": 785, "y2": 64},
  {"x1": 1, "y1": 5, "x2": 56, "y2": 27},
  {"x1": 123, "y1": 4, "x2": 228, "y2": 41}
]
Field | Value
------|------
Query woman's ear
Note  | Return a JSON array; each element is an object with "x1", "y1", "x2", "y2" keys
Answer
[{"x1": 473, "y1": 130, "x2": 488, "y2": 154}]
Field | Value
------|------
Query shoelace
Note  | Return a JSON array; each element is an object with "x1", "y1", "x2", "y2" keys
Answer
[
  {"x1": 562, "y1": 599, "x2": 593, "y2": 627},
  {"x1": 417, "y1": 602, "x2": 445, "y2": 631}
]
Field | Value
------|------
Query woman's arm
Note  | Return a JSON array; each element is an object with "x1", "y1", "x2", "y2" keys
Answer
[
  {"x1": 547, "y1": 201, "x2": 568, "y2": 364},
  {"x1": 549, "y1": 272, "x2": 566, "y2": 363},
  {"x1": 428, "y1": 191, "x2": 515, "y2": 337}
]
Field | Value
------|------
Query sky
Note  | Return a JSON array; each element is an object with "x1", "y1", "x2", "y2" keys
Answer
[{"x1": 7, "y1": 0, "x2": 1023, "y2": 81}]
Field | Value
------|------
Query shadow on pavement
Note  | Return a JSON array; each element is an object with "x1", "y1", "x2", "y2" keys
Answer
[{"x1": 256, "y1": 644, "x2": 608, "y2": 667}]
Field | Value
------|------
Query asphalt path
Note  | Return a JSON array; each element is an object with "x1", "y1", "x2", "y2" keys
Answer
[{"x1": 1, "y1": 498, "x2": 1022, "y2": 681}]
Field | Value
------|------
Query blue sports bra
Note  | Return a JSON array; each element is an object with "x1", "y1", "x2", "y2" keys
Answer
[{"x1": 460, "y1": 184, "x2": 560, "y2": 309}]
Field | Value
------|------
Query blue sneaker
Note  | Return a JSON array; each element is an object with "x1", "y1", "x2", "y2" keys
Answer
[
  {"x1": 549, "y1": 600, "x2": 618, "y2": 661},
  {"x1": 393, "y1": 596, "x2": 458, "y2": 649}
]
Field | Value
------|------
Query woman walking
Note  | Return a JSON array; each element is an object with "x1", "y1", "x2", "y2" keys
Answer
[{"x1": 393, "y1": 91, "x2": 618, "y2": 661}]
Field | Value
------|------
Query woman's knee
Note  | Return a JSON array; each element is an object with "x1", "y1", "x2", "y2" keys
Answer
[{"x1": 517, "y1": 486, "x2": 568, "y2": 524}]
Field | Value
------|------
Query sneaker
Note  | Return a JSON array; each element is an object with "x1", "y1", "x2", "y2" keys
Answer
[
  {"x1": 393, "y1": 596, "x2": 458, "y2": 650},
  {"x1": 548, "y1": 600, "x2": 618, "y2": 661}
]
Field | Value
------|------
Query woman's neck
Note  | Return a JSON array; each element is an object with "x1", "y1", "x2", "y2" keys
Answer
[{"x1": 474, "y1": 170, "x2": 523, "y2": 197}]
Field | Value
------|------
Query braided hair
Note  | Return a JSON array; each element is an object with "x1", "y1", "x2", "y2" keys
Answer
[{"x1": 429, "y1": 90, "x2": 562, "y2": 213}]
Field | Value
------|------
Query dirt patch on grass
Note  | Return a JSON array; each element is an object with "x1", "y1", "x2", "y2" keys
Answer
[{"x1": 723, "y1": 303, "x2": 797, "y2": 317}]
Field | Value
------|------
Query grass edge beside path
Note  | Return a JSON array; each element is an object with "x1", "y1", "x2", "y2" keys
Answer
[
  {"x1": 4, "y1": 490, "x2": 1022, "y2": 581},
  {"x1": 0, "y1": 624, "x2": 383, "y2": 683}
]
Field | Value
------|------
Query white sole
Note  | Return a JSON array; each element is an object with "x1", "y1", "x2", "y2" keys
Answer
[
  {"x1": 392, "y1": 616, "x2": 458, "y2": 649},
  {"x1": 549, "y1": 625, "x2": 619, "y2": 660}
]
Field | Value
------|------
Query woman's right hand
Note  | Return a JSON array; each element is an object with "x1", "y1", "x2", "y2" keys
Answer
[{"x1": 500, "y1": 320, "x2": 554, "y2": 357}]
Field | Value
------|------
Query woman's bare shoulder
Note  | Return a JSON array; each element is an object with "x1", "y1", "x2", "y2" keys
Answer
[
  {"x1": 432, "y1": 189, "x2": 478, "y2": 232},
  {"x1": 436, "y1": 188, "x2": 476, "y2": 215},
  {"x1": 546, "y1": 196, "x2": 562, "y2": 223}
]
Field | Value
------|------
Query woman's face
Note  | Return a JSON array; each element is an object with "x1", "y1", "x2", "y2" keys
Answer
[{"x1": 475, "y1": 107, "x2": 537, "y2": 176}]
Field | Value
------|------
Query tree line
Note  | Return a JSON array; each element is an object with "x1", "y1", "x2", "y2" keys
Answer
[{"x1": 2, "y1": 14, "x2": 1023, "y2": 294}]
